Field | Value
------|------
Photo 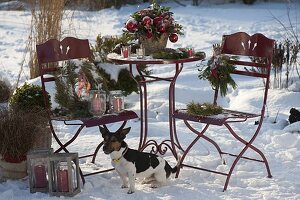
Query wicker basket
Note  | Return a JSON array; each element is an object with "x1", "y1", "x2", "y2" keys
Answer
[{"x1": 139, "y1": 34, "x2": 168, "y2": 55}]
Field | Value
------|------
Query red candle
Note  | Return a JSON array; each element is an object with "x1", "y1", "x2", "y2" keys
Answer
[
  {"x1": 92, "y1": 94, "x2": 100, "y2": 113},
  {"x1": 112, "y1": 98, "x2": 123, "y2": 112},
  {"x1": 34, "y1": 165, "x2": 47, "y2": 188},
  {"x1": 57, "y1": 169, "x2": 69, "y2": 192},
  {"x1": 122, "y1": 47, "x2": 129, "y2": 58},
  {"x1": 188, "y1": 48, "x2": 193, "y2": 57}
]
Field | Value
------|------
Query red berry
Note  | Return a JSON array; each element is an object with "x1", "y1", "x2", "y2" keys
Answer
[{"x1": 169, "y1": 33, "x2": 178, "y2": 43}]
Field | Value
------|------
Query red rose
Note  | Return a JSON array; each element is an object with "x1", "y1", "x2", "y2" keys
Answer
[{"x1": 142, "y1": 16, "x2": 153, "y2": 25}]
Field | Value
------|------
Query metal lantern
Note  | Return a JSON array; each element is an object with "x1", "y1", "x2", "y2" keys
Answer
[
  {"x1": 89, "y1": 90, "x2": 106, "y2": 116},
  {"x1": 48, "y1": 153, "x2": 80, "y2": 197},
  {"x1": 27, "y1": 148, "x2": 53, "y2": 193},
  {"x1": 110, "y1": 90, "x2": 124, "y2": 113}
]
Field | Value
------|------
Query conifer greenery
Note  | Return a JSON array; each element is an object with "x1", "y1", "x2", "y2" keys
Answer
[
  {"x1": 198, "y1": 45, "x2": 237, "y2": 97},
  {"x1": 54, "y1": 60, "x2": 101, "y2": 118},
  {"x1": 187, "y1": 102, "x2": 222, "y2": 116}
]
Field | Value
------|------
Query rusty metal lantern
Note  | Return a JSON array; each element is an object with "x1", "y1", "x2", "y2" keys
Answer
[
  {"x1": 27, "y1": 149, "x2": 53, "y2": 193},
  {"x1": 48, "y1": 153, "x2": 80, "y2": 197}
]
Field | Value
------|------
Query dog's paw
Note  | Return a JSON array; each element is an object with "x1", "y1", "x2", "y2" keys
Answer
[
  {"x1": 127, "y1": 189, "x2": 135, "y2": 194},
  {"x1": 121, "y1": 184, "x2": 128, "y2": 189}
]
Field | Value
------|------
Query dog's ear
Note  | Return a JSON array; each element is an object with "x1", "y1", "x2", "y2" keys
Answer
[
  {"x1": 119, "y1": 127, "x2": 131, "y2": 140},
  {"x1": 100, "y1": 126, "x2": 108, "y2": 138}
]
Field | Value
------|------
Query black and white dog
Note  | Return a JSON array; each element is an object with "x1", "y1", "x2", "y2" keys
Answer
[{"x1": 100, "y1": 126, "x2": 177, "y2": 194}]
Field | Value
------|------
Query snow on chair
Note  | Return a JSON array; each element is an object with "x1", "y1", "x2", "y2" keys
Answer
[
  {"x1": 173, "y1": 32, "x2": 275, "y2": 191},
  {"x1": 36, "y1": 37, "x2": 138, "y2": 184}
]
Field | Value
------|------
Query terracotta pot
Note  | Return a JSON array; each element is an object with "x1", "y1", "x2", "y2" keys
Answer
[
  {"x1": 2, "y1": 153, "x2": 26, "y2": 163},
  {"x1": 0, "y1": 156, "x2": 27, "y2": 180}
]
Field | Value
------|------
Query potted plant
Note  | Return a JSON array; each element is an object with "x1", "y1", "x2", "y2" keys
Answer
[
  {"x1": 0, "y1": 83, "x2": 50, "y2": 180},
  {"x1": 0, "y1": 107, "x2": 48, "y2": 179}
]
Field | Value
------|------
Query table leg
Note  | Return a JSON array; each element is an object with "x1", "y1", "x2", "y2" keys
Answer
[{"x1": 129, "y1": 63, "x2": 185, "y2": 158}]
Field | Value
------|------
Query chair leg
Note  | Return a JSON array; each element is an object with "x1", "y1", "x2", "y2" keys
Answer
[
  {"x1": 91, "y1": 141, "x2": 104, "y2": 163},
  {"x1": 222, "y1": 123, "x2": 272, "y2": 191},
  {"x1": 224, "y1": 123, "x2": 272, "y2": 178},
  {"x1": 175, "y1": 123, "x2": 210, "y2": 178},
  {"x1": 55, "y1": 124, "x2": 85, "y2": 153}
]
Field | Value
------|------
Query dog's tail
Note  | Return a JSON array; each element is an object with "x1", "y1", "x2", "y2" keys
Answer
[{"x1": 165, "y1": 155, "x2": 181, "y2": 178}]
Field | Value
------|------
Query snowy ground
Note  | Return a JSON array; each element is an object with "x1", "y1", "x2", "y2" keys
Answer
[{"x1": 0, "y1": 1, "x2": 300, "y2": 200}]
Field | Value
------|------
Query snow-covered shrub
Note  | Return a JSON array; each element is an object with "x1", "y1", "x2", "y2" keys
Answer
[{"x1": 9, "y1": 83, "x2": 51, "y2": 111}]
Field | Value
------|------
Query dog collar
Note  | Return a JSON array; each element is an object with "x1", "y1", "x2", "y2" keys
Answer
[{"x1": 112, "y1": 145, "x2": 128, "y2": 164}]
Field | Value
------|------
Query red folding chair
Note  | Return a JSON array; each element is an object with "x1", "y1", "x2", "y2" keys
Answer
[
  {"x1": 36, "y1": 37, "x2": 138, "y2": 184},
  {"x1": 173, "y1": 32, "x2": 275, "y2": 191}
]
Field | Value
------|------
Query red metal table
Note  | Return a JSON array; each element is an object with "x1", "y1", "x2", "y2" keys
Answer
[{"x1": 107, "y1": 53, "x2": 205, "y2": 159}]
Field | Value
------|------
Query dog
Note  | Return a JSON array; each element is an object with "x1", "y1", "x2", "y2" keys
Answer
[{"x1": 100, "y1": 126, "x2": 177, "y2": 194}]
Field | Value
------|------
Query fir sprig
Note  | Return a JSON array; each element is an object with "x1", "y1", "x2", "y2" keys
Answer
[
  {"x1": 187, "y1": 102, "x2": 223, "y2": 116},
  {"x1": 152, "y1": 48, "x2": 205, "y2": 59}
]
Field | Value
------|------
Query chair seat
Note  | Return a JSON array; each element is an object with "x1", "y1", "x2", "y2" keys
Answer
[
  {"x1": 50, "y1": 110, "x2": 138, "y2": 127},
  {"x1": 173, "y1": 109, "x2": 260, "y2": 126}
]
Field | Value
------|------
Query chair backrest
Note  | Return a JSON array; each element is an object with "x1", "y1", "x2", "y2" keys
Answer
[
  {"x1": 214, "y1": 32, "x2": 275, "y2": 113},
  {"x1": 36, "y1": 37, "x2": 92, "y2": 115},
  {"x1": 36, "y1": 37, "x2": 91, "y2": 64}
]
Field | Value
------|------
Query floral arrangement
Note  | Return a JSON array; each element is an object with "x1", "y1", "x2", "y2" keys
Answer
[
  {"x1": 198, "y1": 44, "x2": 237, "y2": 97},
  {"x1": 123, "y1": 2, "x2": 184, "y2": 43}
]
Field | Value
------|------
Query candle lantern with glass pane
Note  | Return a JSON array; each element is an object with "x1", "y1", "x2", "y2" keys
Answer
[
  {"x1": 27, "y1": 148, "x2": 53, "y2": 193},
  {"x1": 109, "y1": 90, "x2": 124, "y2": 113},
  {"x1": 89, "y1": 90, "x2": 106, "y2": 116},
  {"x1": 48, "y1": 153, "x2": 80, "y2": 197}
]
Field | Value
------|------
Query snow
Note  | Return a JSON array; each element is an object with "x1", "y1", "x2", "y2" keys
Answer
[{"x1": 1, "y1": 1, "x2": 300, "y2": 199}]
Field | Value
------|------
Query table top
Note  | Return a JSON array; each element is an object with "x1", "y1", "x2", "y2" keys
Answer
[{"x1": 107, "y1": 52, "x2": 206, "y2": 65}]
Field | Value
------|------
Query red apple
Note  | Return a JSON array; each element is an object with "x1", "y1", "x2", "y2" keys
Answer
[{"x1": 169, "y1": 33, "x2": 178, "y2": 43}]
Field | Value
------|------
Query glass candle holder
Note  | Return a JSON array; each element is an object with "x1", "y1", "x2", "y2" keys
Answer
[
  {"x1": 110, "y1": 90, "x2": 124, "y2": 113},
  {"x1": 187, "y1": 47, "x2": 194, "y2": 57},
  {"x1": 136, "y1": 48, "x2": 145, "y2": 59},
  {"x1": 89, "y1": 90, "x2": 106, "y2": 116},
  {"x1": 121, "y1": 46, "x2": 131, "y2": 58}
]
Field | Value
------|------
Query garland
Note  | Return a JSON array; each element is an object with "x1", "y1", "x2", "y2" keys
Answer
[
  {"x1": 152, "y1": 48, "x2": 205, "y2": 59},
  {"x1": 187, "y1": 102, "x2": 222, "y2": 116},
  {"x1": 198, "y1": 44, "x2": 237, "y2": 97}
]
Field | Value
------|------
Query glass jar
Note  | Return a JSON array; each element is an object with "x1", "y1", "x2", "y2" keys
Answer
[
  {"x1": 89, "y1": 90, "x2": 106, "y2": 116},
  {"x1": 110, "y1": 90, "x2": 124, "y2": 113}
]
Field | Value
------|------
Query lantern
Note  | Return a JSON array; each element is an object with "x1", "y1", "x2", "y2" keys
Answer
[
  {"x1": 48, "y1": 153, "x2": 80, "y2": 197},
  {"x1": 27, "y1": 148, "x2": 53, "y2": 193}
]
